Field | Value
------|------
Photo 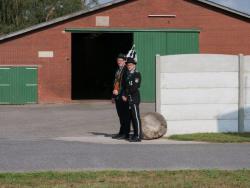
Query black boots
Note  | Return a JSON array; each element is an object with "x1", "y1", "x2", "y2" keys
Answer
[
  {"x1": 129, "y1": 136, "x2": 141, "y2": 142},
  {"x1": 112, "y1": 134, "x2": 129, "y2": 140},
  {"x1": 112, "y1": 134, "x2": 141, "y2": 142}
]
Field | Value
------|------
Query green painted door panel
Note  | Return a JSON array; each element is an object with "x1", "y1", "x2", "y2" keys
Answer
[
  {"x1": 0, "y1": 67, "x2": 38, "y2": 104},
  {"x1": 18, "y1": 67, "x2": 38, "y2": 104},
  {"x1": 166, "y1": 32, "x2": 199, "y2": 55},
  {"x1": 134, "y1": 32, "x2": 167, "y2": 102},
  {"x1": 0, "y1": 67, "x2": 12, "y2": 104},
  {"x1": 133, "y1": 31, "x2": 199, "y2": 102}
]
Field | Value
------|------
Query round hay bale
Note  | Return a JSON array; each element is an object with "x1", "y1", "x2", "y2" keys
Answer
[{"x1": 141, "y1": 112, "x2": 167, "y2": 140}]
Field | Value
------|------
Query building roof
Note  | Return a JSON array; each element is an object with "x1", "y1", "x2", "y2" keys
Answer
[
  {"x1": 0, "y1": 0, "x2": 249, "y2": 41},
  {"x1": 196, "y1": 0, "x2": 250, "y2": 19},
  {"x1": 0, "y1": 0, "x2": 127, "y2": 41}
]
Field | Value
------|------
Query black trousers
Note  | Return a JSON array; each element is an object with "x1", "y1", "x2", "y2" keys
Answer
[
  {"x1": 115, "y1": 98, "x2": 130, "y2": 136},
  {"x1": 129, "y1": 103, "x2": 142, "y2": 139}
]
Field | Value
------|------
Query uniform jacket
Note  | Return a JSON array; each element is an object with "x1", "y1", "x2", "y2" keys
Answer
[
  {"x1": 112, "y1": 66, "x2": 127, "y2": 100},
  {"x1": 123, "y1": 69, "x2": 141, "y2": 105}
]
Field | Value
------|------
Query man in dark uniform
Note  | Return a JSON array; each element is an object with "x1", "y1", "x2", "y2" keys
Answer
[
  {"x1": 112, "y1": 54, "x2": 130, "y2": 140},
  {"x1": 122, "y1": 57, "x2": 142, "y2": 142}
]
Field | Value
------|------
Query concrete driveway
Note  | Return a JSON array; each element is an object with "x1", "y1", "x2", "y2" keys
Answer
[
  {"x1": 0, "y1": 102, "x2": 154, "y2": 139},
  {"x1": 0, "y1": 102, "x2": 250, "y2": 172}
]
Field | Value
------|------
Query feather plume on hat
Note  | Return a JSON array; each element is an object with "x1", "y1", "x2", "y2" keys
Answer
[{"x1": 126, "y1": 44, "x2": 137, "y2": 62}]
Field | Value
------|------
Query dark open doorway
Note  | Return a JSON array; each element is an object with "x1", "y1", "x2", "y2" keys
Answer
[{"x1": 71, "y1": 33, "x2": 133, "y2": 100}]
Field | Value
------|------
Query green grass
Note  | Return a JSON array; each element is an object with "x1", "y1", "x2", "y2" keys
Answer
[
  {"x1": 0, "y1": 170, "x2": 250, "y2": 188},
  {"x1": 168, "y1": 133, "x2": 250, "y2": 143}
]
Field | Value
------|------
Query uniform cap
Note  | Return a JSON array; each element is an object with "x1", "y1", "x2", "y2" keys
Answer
[
  {"x1": 117, "y1": 53, "x2": 126, "y2": 60},
  {"x1": 126, "y1": 57, "x2": 137, "y2": 65}
]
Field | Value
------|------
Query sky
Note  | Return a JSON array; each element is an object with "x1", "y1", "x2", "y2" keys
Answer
[{"x1": 99, "y1": 0, "x2": 250, "y2": 14}]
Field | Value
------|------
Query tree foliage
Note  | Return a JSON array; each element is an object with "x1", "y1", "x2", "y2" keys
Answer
[{"x1": 0, "y1": 0, "x2": 99, "y2": 35}]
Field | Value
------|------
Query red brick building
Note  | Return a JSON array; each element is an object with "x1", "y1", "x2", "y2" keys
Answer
[{"x1": 0, "y1": 0, "x2": 249, "y2": 104}]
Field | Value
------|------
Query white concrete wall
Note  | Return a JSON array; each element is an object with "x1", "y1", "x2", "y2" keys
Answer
[
  {"x1": 244, "y1": 55, "x2": 250, "y2": 132},
  {"x1": 156, "y1": 54, "x2": 240, "y2": 135}
]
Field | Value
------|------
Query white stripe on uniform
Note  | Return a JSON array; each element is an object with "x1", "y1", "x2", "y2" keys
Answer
[{"x1": 134, "y1": 104, "x2": 140, "y2": 138}]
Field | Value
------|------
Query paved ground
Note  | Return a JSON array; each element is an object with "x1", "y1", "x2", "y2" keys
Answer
[
  {"x1": 0, "y1": 102, "x2": 154, "y2": 139},
  {"x1": 0, "y1": 102, "x2": 250, "y2": 172},
  {"x1": 1, "y1": 139, "x2": 250, "y2": 172}
]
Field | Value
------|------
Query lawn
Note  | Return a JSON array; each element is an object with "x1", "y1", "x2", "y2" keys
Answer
[
  {"x1": 168, "y1": 133, "x2": 250, "y2": 143},
  {"x1": 0, "y1": 170, "x2": 250, "y2": 188}
]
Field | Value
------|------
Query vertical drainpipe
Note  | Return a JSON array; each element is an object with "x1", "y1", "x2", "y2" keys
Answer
[
  {"x1": 238, "y1": 54, "x2": 245, "y2": 133},
  {"x1": 156, "y1": 54, "x2": 161, "y2": 113}
]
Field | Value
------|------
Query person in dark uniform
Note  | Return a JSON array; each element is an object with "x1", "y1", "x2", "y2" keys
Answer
[
  {"x1": 112, "y1": 54, "x2": 130, "y2": 140},
  {"x1": 122, "y1": 57, "x2": 142, "y2": 142}
]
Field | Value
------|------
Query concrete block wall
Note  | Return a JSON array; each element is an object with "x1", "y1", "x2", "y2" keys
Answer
[
  {"x1": 244, "y1": 55, "x2": 250, "y2": 132},
  {"x1": 156, "y1": 54, "x2": 250, "y2": 135}
]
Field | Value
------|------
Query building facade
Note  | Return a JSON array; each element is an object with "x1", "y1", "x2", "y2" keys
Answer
[{"x1": 0, "y1": 0, "x2": 249, "y2": 104}]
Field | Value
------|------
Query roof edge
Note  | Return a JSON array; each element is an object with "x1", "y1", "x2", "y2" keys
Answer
[
  {"x1": 0, "y1": 0, "x2": 127, "y2": 41},
  {"x1": 0, "y1": 0, "x2": 249, "y2": 41},
  {"x1": 196, "y1": 0, "x2": 250, "y2": 19}
]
